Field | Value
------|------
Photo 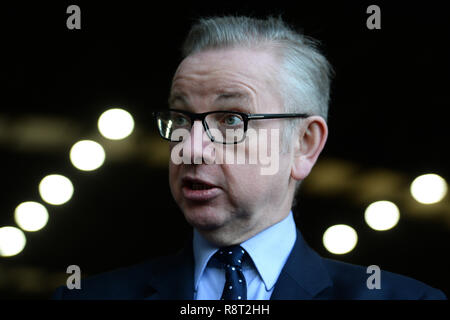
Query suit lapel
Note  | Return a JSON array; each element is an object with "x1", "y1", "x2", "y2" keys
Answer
[
  {"x1": 144, "y1": 238, "x2": 195, "y2": 300},
  {"x1": 142, "y1": 229, "x2": 332, "y2": 300},
  {"x1": 270, "y1": 229, "x2": 332, "y2": 300}
]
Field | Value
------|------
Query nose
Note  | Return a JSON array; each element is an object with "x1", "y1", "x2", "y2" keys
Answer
[{"x1": 186, "y1": 120, "x2": 215, "y2": 164}]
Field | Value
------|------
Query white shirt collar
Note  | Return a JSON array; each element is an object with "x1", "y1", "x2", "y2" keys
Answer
[{"x1": 193, "y1": 211, "x2": 297, "y2": 292}]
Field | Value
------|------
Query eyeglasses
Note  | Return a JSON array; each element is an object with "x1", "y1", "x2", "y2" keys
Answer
[{"x1": 153, "y1": 109, "x2": 310, "y2": 144}]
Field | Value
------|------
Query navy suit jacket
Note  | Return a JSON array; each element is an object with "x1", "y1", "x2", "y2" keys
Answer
[{"x1": 52, "y1": 229, "x2": 446, "y2": 300}]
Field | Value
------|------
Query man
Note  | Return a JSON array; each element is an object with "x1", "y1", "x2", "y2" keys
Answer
[{"x1": 53, "y1": 16, "x2": 446, "y2": 300}]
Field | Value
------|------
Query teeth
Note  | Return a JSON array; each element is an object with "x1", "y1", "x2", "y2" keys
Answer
[{"x1": 192, "y1": 183, "x2": 212, "y2": 190}]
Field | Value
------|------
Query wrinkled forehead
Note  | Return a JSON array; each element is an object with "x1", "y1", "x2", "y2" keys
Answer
[
  {"x1": 170, "y1": 47, "x2": 282, "y2": 112},
  {"x1": 173, "y1": 46, "x2": 280, "y2": 79}
]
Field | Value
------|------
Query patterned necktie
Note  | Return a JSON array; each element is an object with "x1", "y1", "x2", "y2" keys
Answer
[{"x1": 214, "y1": 245, "x2": 247, "y2": 300}]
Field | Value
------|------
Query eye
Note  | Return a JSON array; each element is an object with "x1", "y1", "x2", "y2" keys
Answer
[
  {"x1": 173, "y1": 114, "x2": 189, "y2": 126},
  {"x1": 222, "y1": 114, "x2": 243, "y2": 126}
]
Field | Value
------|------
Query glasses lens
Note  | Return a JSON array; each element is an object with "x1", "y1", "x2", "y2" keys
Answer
[
  {"x1": 205, "y1": 112, "x2": 245, "y2": 144},
  {"x1": 156, "y1": 111, "x2": 191, "y2": 141}
]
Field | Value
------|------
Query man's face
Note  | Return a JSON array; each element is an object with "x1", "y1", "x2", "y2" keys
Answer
[{"x1": 168, "y1": 47, "x2": 296, "y2": 245}]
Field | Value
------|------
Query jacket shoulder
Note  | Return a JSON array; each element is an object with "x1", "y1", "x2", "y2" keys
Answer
[
  {"x1": 51, "y1": 255, "x2": 174, "y2": 300},
  {"x1": 319, "y1": 258, "x2": 447, "y2": 300}
]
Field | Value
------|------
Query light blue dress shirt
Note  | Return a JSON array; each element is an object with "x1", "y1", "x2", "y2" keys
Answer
[{"x1": 193, "y1": 211, "x2": 297, "y2": 300}]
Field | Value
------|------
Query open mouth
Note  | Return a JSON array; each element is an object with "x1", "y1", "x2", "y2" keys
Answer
[
  {"x1": 190, "y1": 183, "x2": 214, "y2": 190},
  {"x1": 181, "y1": 178, "x2": 221, "y2": 201},
  {"x1": 182, "y1": 178, "x2": 217, "y2": 190}
]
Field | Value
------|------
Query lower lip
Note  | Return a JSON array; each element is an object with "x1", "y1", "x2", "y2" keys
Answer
[{"x1": 182, "y1": 186, "x2": 222, "y2": 202}]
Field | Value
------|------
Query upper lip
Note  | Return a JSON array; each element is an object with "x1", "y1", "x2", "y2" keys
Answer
[{"x1": 181, "y1": 177, "x2": 220, "y2": 189}]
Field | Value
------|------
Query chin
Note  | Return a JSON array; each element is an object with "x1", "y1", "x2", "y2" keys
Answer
[{"x1": 182, "y1": 205, "x2": 227, "y2": 231}]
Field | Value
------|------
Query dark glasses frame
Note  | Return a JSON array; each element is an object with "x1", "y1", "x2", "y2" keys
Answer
[{"x1": 153, "y1": 108, "x2": 310, "y2": 144}]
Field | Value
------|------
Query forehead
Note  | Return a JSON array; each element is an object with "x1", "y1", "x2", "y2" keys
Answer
[
  {"x1": 170, "y1": 47, "x2": 281, "y2": 111},
  {"x1": 175, "y1": 46, "x2": 278, "y2": 75}
]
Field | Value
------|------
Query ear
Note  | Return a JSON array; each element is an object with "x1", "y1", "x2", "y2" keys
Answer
[{"x1": 291, "y1": 116, "x2": 328, "y2": 181}]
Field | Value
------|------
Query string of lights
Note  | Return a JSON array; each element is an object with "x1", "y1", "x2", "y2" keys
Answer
[{"x1": 0, "y1": 108, "x2": 135, "y2": 257}]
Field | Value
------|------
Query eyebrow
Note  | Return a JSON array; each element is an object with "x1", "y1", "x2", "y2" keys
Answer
[
  {"x1": 168, "y1": 91, "x2": 252, "y2": 111},
  {"x1": 168, "y1": 94, "x2": 187, "y2": 107},
  {"x1": 214, "y1": 91, "x2": 250, "y2": 104}
]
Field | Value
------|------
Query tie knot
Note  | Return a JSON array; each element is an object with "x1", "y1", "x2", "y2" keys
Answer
[{"x1": 215, "y1": 245, "x2": 246, "y2": 267}]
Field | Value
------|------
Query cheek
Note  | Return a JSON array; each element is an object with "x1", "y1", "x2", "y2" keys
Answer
[
  {"x1": 222, "y1": 154, "x2": 292, "y2": 201},
  {"x1": 222, "y1": 164, "x2": 267, "y2": 202},
  {"x1": 168, "y1": 163, "x2": 180, "y2": 195}
]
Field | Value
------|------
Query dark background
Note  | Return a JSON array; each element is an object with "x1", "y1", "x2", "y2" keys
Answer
[{"x1": 1, "y1": 1, "x2": 449, "y2": 299}]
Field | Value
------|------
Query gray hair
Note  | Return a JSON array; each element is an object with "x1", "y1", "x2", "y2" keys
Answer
[{"x1": 181, "y1": 15, "x2": 333, "y2": 150}]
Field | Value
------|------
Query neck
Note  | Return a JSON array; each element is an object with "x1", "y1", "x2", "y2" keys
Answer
[{"x1": 197, "y1": 208, "x2": 291, "y2": 247}]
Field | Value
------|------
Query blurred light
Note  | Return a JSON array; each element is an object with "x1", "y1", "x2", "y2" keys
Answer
[
  {"x1": 98, "y1": 108, "x2": 134, "y2": 140},
  {"x1": 14, "y1": 201, "x2": 49, "y2": 232},
  {"x1": 323, "y1": 224, "x2": 358, "y2": 255},
  {"x1": 410, "y1": 173, "x2": 448, "y2": 204},
  {"x1": 364, "y1": 201, "x2": 400, "y2": 231},
  {"x1": 70, "y1": 140, "x2": 105, "y2": 171},
  {"x1": 0, "y1": 226, "x2": 26, "y2": 257},
  {"x1": 39, "y1": 174, "x2": 74, "y2": 205}
]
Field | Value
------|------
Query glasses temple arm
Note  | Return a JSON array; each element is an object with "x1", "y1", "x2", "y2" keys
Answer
[{"x1": 247, "y1": 113, "x2": 310, "y2": 120}]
